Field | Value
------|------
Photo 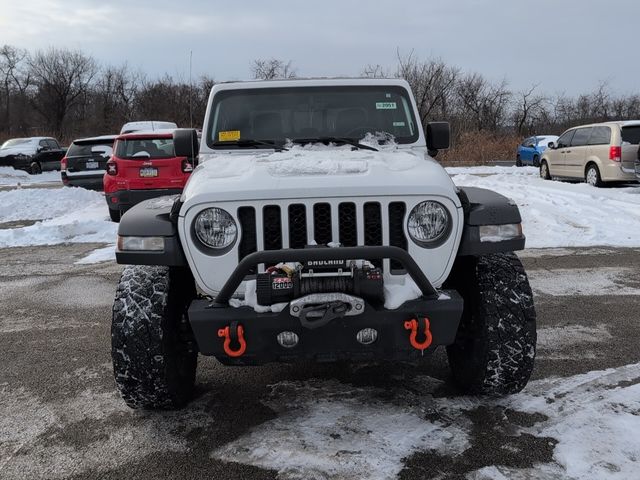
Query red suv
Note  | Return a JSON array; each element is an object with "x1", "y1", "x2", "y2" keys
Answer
[{"x1": 104, "y1": 131, "x2": 193, "y2": 221}]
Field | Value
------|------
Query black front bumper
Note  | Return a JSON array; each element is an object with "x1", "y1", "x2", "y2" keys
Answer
[
  {"x1": 107, "y1": 188, "x2": 183, "y2": 212},
  {"x1": 189, "y1": 292, "x2": 463, "y2": 365},
  {"x1": 188, "y1": 245, "x2": 463, "y2": 365}
]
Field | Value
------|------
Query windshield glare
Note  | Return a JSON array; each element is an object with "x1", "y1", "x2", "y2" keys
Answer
[
  {"x1": 115, "y1": 138, "x2": 175, "y2": 159},
  {"x1": 208, "y1": 86, "x2": 418, "y2": 148}
]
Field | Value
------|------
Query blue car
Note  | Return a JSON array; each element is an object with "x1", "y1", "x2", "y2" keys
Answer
[{"x1": 516, "y1": 135, "x2": 558, "y2": 167}]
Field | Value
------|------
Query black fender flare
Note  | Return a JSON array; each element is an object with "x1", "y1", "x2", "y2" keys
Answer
[
  {"x1": 115, "y1": 196, "x2": 186, "y2": 266},
  {"x1": 456, "y1": 187, "x2": 526, "y2": 256}
]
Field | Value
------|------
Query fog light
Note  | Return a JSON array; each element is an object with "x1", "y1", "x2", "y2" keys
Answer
[
  {"x1": 277, "y1": 331, "x2": 299, "y2": 348},
  {"x1": 356, "y1": 328, "x2": 378, "y2": 345}
]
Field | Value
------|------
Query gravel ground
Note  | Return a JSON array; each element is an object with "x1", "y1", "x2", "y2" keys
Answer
[{"x1": 1, "y1": 244, "x2": 639, "y2": 479}]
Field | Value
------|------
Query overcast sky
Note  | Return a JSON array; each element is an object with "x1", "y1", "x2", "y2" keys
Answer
[{"x1": 1, "y1": 0, "x2": 638, "y2": 96}]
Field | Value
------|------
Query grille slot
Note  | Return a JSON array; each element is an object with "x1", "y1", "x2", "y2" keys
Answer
[
  {"x1": 338, "y1": 202, "x2": 357, "y2": 247},
  {"x1": 237, "y1": 207, "x2": 257, "y2": 274},
  {"x1": 288, "y1": 204, "x2": 307, "y2": 248},
  {"x1": 313, "y1": 203, "x2": 332, "y2": 245},
  {"x1": 363, "y1": 202, "x2": 383, "y2": 268},
  {"x1": 388, "y1": 202, "x2": 407, "y2": 272},
  {"x1": 263, "y1": 205, "x2": 282, "y2": 250}
]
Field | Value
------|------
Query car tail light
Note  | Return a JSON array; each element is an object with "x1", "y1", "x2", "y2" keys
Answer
[
  {"x1": 609, "y1": 146, "x2": 622, "y2": 162},
  {"x1": 107, "y1": 160, "x2": 118, "y2": 176},
  {"x1": 60, "y1": 157, "x2": 67, "y2": 172},
  {"x1": 181, "y1": 159, "x2": 193, "y2": 173}
]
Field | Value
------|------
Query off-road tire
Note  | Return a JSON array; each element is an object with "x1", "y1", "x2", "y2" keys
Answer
[
  {"x1": 111, "y1": 265, "x2": 197, "y2": 409},
  {"x1": 446, "y1": 253, "x2": 536, "y2": 395},
  {"x1": 108, "y1": 208, "x2": 120, "y2": 222},
  {"x1": 540, "y1": 161, "x2": 551, "y2": 180}
]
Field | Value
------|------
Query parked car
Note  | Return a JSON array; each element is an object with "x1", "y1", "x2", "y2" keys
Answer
[
  {"x1": 0, "y1": 137, "x2": 66, "y2": 174},
  {"x1": 120, "y1": 121, "x2": 178, "y2": 134},
  {"x1": 103, "y1": 130, "x2": 194, "y2": 222},
  {"x1": 61, "y1": 135, "x2": 116, "y2": 190},
  {"x1": 539, "y1": 121, "x2": 640, "y2": 187},
  {"x1": 516, "y1": 135, "x2": 558, "y2": 166},
  {"x1": 110, "y1": 78, "x2": 536, "y2": 410}
]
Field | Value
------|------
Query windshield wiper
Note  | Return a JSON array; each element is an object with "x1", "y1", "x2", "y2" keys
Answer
[
  {"x1": 212, "y1": 139, "x2": 288, "y2": 151},
  {"x1": 291, "y1": 137, "x2": 378, "y2": 152}
]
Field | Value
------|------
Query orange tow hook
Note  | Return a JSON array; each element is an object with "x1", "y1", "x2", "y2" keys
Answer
[
  {"x1": 404, "y1": 317, "x2": 433, "y2": 353},
  {"x1": 217, "y1": 322, "x2": 247, "y2": 358}
]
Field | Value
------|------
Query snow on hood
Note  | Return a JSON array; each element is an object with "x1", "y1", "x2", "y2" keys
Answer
[
  {"x1": 0, "y1": 145, "x2": 37, "y2": 157},
  {"x1": 182, "y1": 144, "x2": 457, "y2": 205}
]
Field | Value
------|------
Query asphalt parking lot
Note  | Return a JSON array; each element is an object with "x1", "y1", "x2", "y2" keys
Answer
[{"x1": 1, "y1": 243, "x2": 639, "y2": 479}]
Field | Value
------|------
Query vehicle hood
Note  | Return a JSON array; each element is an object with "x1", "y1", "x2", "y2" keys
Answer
[
  {"x1": 181, "y1": 145, "x2": 459, "y2": 205},
  {"x1": 0, "y1": 145, "x2": 36, "y2": 157}
]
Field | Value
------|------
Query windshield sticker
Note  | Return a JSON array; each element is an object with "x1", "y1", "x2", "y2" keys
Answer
[
  {"x1": 219, "y1": 130, "x2": 240, "y2": 142},
  {"x1": 393, "y1": 121, "x2": 406, "y2": 127},
  {"x1": 376, "y1": 102, "x2": 397, "y2": 110}
]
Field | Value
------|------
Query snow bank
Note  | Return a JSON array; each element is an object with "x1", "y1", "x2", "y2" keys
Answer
[
  {"x1": 0, "y1": 167, "x2": 61, "y2": 186},
  {"x1": 448, "y1": 166, "x2": 640, "y2": 248},
  {"x1": 0, "y1": 186, "x2": 116, "y2": 249}
]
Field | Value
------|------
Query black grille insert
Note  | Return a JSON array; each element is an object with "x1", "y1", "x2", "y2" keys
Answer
[
  {"x1": 313, "y1": 203, "x2": 332, "y2": 245},
  {"x1": 338, "y1": 202, "x2": 357, "y2": 247},
  {"x1": 263, "y1": 205, "x2": 282, "y2": 250},
  {"x1": 288, "y1": 204, "x2": 307, "y2": 248},
  {"x1": 238, "y1": 207, "x2": 257, "y2": 274},
  {"x1": 388, "y1": 202, "x2": 407, "y2": 272}
]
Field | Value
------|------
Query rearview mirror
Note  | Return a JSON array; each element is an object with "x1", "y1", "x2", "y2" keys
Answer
[
  {"x1": 173, "y1": 128, "x2": 199, "y2": 164},
  {"x1": 426, "y1": 122, "x2": 450, "y2": 154}
]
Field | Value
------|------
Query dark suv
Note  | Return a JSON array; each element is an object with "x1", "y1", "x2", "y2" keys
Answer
[
  {"x1": 0, "y1": 137, "x2": 66, "y2": 174},
  {"x1": 61, "y1": 135, "x2": 116, "y2": 190}
]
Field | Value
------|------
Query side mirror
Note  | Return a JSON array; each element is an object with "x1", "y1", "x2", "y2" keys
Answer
[
  {"x1": 547, "y1": 141, "x2": 556, "y2": 149},
  {"x1": 173, "y1": 128, "x2": 199, "y2": 164},
  {"x1": 426, "y1": 122, "x2": 450, "y2": 154}
]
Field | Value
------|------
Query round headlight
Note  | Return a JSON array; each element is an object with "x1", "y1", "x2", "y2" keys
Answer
[
  {"x1": 407, "y1": 201, "x2": 450, "y2": 246},
  {"x1": 194, "y1": 208, "x2": 237, "y2": 249}
]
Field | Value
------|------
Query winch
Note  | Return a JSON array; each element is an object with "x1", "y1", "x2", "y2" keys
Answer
[{"x1": 256, "y1": 259, "x2": 383, "y2": 306}]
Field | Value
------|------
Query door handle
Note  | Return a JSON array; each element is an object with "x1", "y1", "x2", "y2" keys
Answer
[{"x1": 565, "y1": 150, "x2": 571, "y2": 153}]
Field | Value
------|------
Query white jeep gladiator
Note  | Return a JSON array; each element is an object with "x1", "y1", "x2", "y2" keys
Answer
[{"x1": 111, "y1": 78, "x2": 536, "y2": 409}]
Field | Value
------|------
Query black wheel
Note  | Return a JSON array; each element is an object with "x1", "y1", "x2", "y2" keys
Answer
[
  {"x1": 30, "y1": 161, "x2": 42, "y2": 175},
  {"x1": 532, "y1": 154, "x2": 540, "y2": 167},
  {"x1": 111, "y1": 265, "x2": 198, "y2": 409},
  {"x1": 109, "y1": 208, "x2": 121, "y2": 222},
  {"x1": 585, "y1": 163, "x2": 603, "y2": 187},
  {"x1": 446, "y1": 253, "x2": 536, "y2": 395},
  {"x1": 515, "y1": 155, "x2": 522, "y2": 167},
  {"x1": 540, "y1": 161, "x2": 551, "y2": 180}
]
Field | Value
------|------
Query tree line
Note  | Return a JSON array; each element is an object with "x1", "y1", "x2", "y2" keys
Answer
[{"x1": 2, "y1": 45, "x2": 640, "y2": 154}]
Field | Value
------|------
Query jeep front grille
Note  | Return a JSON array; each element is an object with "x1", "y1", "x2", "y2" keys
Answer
[{"x1": 237, "y1": 200, "x2": 408, "y2": 273}]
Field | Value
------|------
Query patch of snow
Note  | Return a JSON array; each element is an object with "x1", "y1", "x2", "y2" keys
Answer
[
  {"x1": 528, "y1": 267, "x2": 640, "y2": 296},
  {"x1": 75, "y1": 244, "x2": 116, "y2": 264},
  {"x1": 0, "y1": 167, "x2": 61, "y2": 186},
  {"x1": 383, "y1": 274, "x2": 422, "y2": 309},
  {"x1": 212, "y1": 379, "x2": 469, "y2": 480},
  {"x1": 449, "y1": 166, "x2": 640, "y2": 248}
]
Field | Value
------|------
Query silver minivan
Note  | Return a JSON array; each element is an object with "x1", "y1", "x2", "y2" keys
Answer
[{"x1": 539, "y1": 121, "x2": 639, "y2": 186}]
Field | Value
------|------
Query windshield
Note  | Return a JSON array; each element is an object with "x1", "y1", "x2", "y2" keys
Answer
[
  {"x1": 1, "y1": 138, "x2": 31, "y2": 149},
  {"x1": 115, "y1": 138, "x2": 175, "y2": 159},
  {"x1": 207, "y1": 85, "x2": 419, "y2": 149}
]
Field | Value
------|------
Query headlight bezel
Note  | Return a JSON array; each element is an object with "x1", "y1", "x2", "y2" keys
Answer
[
  {"x1": 192, "y1": 207, "x2": 238, "y2": 253},
  {"x1": 407, "y1": 200, "x2": 452, "y2": 248}
]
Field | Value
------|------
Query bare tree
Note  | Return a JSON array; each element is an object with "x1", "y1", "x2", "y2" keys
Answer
[
  {"x1": 455, "y1": 72, "x2": 510, "y2": 131},
  {"x1": 396, "y1": 51, "x2": 459, "y2": 126},
  {"x1": 0, "y1": 45, "x2": 30, "y2": 134},
  {"x1": 361, "y1": 63, "x2": 391, "y2": 78},
  {"x1": 28, "y1": 47, "x2": 98, "y2": 136},
  {"x1": 513, "y1": 83, "x2": 547, "y2": 135},
  {"x1": 251, "y1": 58, "x2": 296, "y2": 80}
]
